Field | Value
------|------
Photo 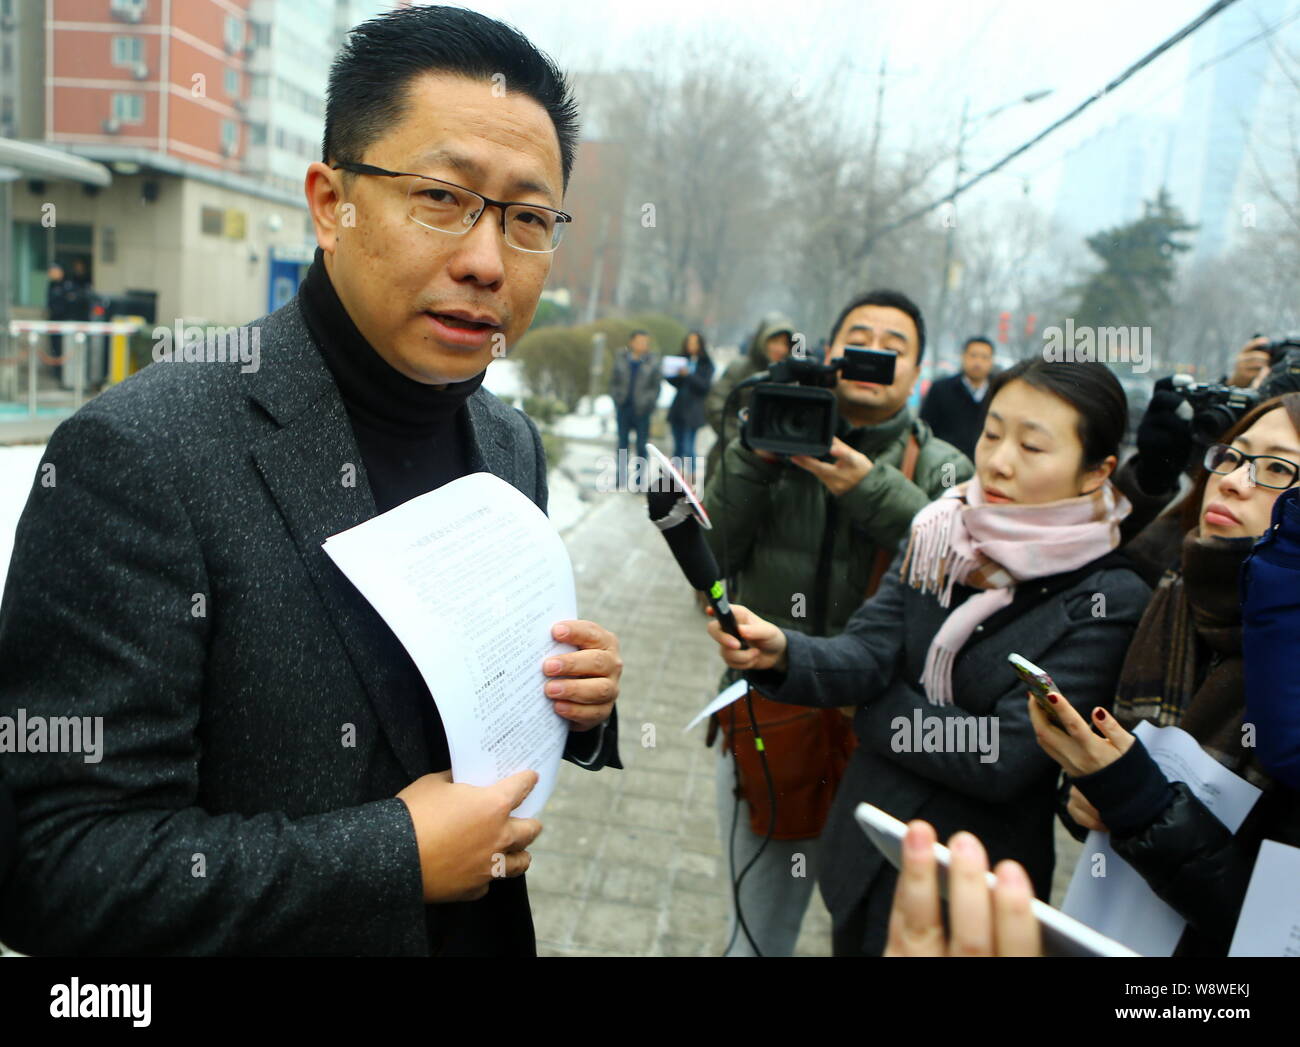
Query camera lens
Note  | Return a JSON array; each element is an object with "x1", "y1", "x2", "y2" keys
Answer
[{"x1": 1193, "y1": 406, "x2": 1234, "y2": 445}]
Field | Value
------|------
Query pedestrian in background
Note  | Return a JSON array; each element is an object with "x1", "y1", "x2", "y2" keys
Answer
[
  {"x1": 609, "y1": 329, "x2": 662, "y2": 488},
  {"x1": 665, "y1": 329, "x2": 714, "y2": 485},
  {"x1": 919, "y1": 335, "x2": 995, "y2": 460}
]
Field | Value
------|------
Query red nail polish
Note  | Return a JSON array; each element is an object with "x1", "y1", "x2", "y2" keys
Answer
[
  {"x1": 1047, "y1": 693, "x2": 1058, "y2": 704},
  {"x1": 1095, "y1": 708, "x2": 1107, "y2": 721}
]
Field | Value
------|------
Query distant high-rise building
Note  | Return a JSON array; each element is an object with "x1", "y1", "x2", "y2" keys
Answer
[{"x1": 1053, "y1": 0, "x2": 1299, "y2": 262}]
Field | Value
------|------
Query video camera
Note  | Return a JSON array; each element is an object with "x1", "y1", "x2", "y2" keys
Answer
[{"x1": 736, "y1": 347, "x2": 897, "y2": 459}]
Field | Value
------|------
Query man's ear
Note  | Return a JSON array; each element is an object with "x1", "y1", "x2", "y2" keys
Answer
[{"x1": 305, "y1": 162, "x2": 347, "y2": 255}]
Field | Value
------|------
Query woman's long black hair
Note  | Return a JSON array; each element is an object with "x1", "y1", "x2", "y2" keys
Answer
[{"x1": 682, "y1": 330, "x2": 714, "y2": 372}]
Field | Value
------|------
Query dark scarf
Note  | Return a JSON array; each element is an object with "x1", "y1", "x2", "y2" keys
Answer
[{"x1": 1114, "y1": 529, "x2": 1269, "y2": 787}]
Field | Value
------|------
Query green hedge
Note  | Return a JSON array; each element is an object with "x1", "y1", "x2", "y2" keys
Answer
[{"x1": 512, "y1": 312, "x2": 688, "y2": 411}]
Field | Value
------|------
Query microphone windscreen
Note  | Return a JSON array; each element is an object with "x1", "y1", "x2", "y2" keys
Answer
[
  {"x1": 659, "y1": 514, "x2": 721, "y2": 591},
  {"x1": 646, "y1": 486, "x2": 680, "y2": 524}
]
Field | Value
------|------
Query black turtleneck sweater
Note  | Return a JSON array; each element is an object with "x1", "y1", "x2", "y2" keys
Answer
[
  {"x1": 297, "y1": 249, "x2": 535, "y2": 957},
  {"x1": 298, "y1": 247, "x2": 485, "y2": 512}
]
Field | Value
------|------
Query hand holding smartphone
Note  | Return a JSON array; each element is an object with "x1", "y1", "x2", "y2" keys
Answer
[{"x1": 1008, "y1": 653, "x2": 1066, "y2": 730}]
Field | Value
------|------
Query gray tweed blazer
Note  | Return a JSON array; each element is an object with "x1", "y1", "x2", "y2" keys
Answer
[{"x1": 0, "y1": 298, "x2": 619, "y2": 956}]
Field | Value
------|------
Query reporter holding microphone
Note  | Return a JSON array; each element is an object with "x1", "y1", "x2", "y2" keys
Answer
[{"x1": 706, "y1": 359, "x2": 1151, "y2": 956}]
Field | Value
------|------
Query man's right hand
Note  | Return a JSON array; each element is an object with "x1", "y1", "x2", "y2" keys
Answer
[
  {"x1": 1228, "y1": 337, "x2": 1271, "y2": 388},
  {"x1": 396, "y1": 769, "x2": 541, "y2": 903}
]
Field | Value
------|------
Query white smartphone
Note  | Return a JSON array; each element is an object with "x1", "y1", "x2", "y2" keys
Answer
[{"x1": 854, "y1": 802, "x2": 1138, "y2": 957}]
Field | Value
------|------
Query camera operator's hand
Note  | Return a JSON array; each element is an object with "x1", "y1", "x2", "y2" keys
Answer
[
  {"x1": 790, "y1": 437, "x2": 872, "y2": 496},
  {"x1": 1135, "y1": 377, "x2": 1193, "y2": 495},
  {"x1": 704, "y1": 603, "x2": 789, "y2": 673},
  {"x1": 1228, "y1": 337, "x2": 1271, "y2": 388}
]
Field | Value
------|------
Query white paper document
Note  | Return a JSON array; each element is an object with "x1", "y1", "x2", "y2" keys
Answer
[
  {"x1": 661, "y1": 355, "x2": 689, "y2": 377},
  {"x1": 1229, "y1": 839, "x2": 1300, "y2": 957},
  {"x1": 685, "y1": 678, "x2": 748, "y2": 732},
  {"x1": 1061, "y1": 721, "x2": 1262, "y2": 956},
  {"x1": 322, "y1": 472, "x2": 576, "y2": 818}
]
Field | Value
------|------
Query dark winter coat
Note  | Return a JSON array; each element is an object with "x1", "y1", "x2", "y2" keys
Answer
[{"x1": 665, "y1": 356, "x2": 714, "y2": 431}]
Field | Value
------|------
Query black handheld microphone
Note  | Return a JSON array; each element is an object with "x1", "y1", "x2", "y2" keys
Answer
[{"x1": 646, "y1": 485, "x2": 749, "y2": 650}]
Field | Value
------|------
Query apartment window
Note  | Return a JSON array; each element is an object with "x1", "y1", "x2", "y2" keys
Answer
[
  {"x1": 111, "y1": 36, "x2": 143, "y2": 66},
  {"x1": 250, "y1": 74, "x2": 268, "y2": 98},
  {"x1": 221, "y1": 120, "x2": 238, "y2": 151},
  {"x1": 111, "y1": 93, "x2": 143, "y2": 123},
  {"x1": 111, "y1": 0, "x2": 146, "y2": 18},
  {"x1": 249, "y1": 122, "x2": 266, "y2": 146},
  {"x1": 225, "y1": 69, "x2": 239, "y2": 98},
  {"x1": 224, "y1": 15, "x2": 242, "y2": 53}
]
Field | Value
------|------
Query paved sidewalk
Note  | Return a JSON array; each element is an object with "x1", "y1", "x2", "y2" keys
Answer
[
  {"x1": 533, "y1": 434, "x2": 1081, "y2": 956},
  {"x1": 530, "y1": 473, "x2": 837, "y2": 956}
]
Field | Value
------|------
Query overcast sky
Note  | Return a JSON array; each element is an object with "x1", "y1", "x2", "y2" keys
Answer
[{"x1": 436, "y1": 0, "x2": 1300, "y2": 217}]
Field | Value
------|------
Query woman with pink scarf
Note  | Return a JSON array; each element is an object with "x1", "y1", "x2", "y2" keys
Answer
[{"x1": 706, "y1": 358, "x2": 1153, "y2": 956}]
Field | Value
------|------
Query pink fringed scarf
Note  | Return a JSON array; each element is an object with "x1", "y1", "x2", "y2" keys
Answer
[{"x1": 900, "y1": 475, "x2": 1132, "y2": 705}]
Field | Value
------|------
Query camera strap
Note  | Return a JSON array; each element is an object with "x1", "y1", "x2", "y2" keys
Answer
[
  {"x1": 865, "y1": 432, "x2": 921, "y2": 597},
  {"x1": 812, "y1": 430, "x2": 921, "y2": 635}
]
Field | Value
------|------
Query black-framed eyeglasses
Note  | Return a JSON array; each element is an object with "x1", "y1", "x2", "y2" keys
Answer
[
  {"x1": 330, "y1": 161, "x2": 572, "y2": 254},
  {"x1": 1204, "y1": 442, "x2": 1300, "y2": 490}
]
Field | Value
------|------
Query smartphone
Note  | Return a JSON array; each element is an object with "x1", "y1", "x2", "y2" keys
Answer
[{"x1": 1008, "y1": 653, "x2": 1065, "y2": 729}]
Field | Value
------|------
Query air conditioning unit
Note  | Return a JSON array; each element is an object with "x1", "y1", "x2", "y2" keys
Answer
[
  {"x1": 111, "y1": 0, "x2": 145, "y2": 24},
  {"x1": 132, "y1": 62, "x2": 149, "y2": 80},
  {"x1": 102, "y1": 118, "x2": 122, "y2": 134}
]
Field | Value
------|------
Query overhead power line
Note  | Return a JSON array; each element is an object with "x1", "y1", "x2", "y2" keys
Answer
[
  {"x1": 858, "y1": 0, "x2": 1245, "y2": 252},
  {"x1": 1013, "y1": 2, "x2": 1300, "y2": 183}
]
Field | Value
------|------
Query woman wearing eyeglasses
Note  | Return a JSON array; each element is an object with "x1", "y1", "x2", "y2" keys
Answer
[{"x1": 1034, "y1": 392, "x2": 1300, "y2": 956}]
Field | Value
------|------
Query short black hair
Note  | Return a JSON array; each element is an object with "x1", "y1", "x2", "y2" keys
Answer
[
  {"x1": 324, "y1": 6, "x2": 579, "y2": 191},
  {"x1": 963, "y1": 336, "x2": 994, "y2": 354},
  {"x1": 988, "y1": 358, "x2": 1127, "y2": 470},
  {"x1": 826, "y1": 289, "x2": 926, "y2": 365}
]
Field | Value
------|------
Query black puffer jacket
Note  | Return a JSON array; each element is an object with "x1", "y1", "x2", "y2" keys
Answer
[
  {"x1": 1060, "y1": 507, "x2": 1300, "y2": 955},
  {"x1": 1067, "y1": 739, "x2": 1300, "y2": 955}
]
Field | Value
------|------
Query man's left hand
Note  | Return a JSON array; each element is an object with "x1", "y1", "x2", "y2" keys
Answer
[
  {"x1": 789, "y1": 437, "x2": 873, "y2": 496},
  {"x1": 543, "y1": 620, "x2": 622, "y2": 731}
]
